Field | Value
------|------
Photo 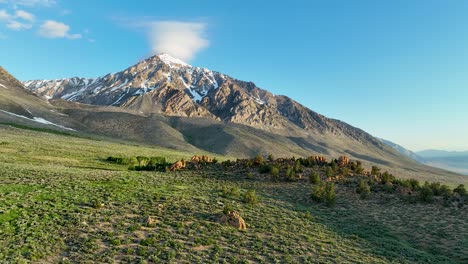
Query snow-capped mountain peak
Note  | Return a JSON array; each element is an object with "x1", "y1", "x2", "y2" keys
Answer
[{"x1": 156, "y1": 53, "x2": 191, "y2": 68}]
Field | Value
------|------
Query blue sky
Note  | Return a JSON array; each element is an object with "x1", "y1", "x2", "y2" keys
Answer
[{"x1": 1, "y1": 0, "x2": 468, "y2": 151}]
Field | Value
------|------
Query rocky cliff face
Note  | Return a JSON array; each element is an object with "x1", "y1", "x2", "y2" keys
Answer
[{"x1": 22, "y1": 54, "x2": 385, "y2": 144}]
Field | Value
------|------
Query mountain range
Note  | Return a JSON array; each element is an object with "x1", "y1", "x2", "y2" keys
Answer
[
  {"x1": 378, "y1": 139, "x2": 468, "y2": 176},
  {"x1": 1, "y1": 54, "x2": 466, "y2": 185}
]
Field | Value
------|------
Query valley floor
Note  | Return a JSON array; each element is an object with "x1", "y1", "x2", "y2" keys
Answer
[{"x1": 0, "y1": 125, "x2": 467, "y2": 263}]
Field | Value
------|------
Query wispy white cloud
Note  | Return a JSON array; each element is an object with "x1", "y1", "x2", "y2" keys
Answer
[
  {"x1": 146, "y1": 21, "x2": 209, "y2": 61},
  {"x1": 6, "y1": 20, "x2": 31, "y2": 30},
  {"x1": 0, "y1": 9, "x2": 12, "y2": 21},
  {"x1": 9, "y1": 0, "x2": 56, "y2": 7},
  {"x1": 38, "y1": 20, "x2": 81, "y2": 39},
  {"x1": 1, "y1": 9, "x2": 33, "y2": 30},
  {"x1": 15, "y1": 10, "x2": 34, "y2": 21}
]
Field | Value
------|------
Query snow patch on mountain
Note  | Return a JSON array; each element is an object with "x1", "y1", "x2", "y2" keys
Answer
[
  {"x1": 0, "y1": 109, "x2": 75, "y2": 131},
  {"x1": 158, "y1": 53, "x2": 190, "y2": 68}
]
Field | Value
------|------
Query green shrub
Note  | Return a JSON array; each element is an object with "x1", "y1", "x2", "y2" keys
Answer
[
  {"x1": 106, "y1": 156, "x2": 137, "y2": 165},
  {"x1": 223, "y1": 204, "x2": 234, "y2": 215},
  {"x1": 259, "y1": 164, "x2": 272, "y2": 174},
  {"x1": 270, "y1": 167, "x2": 280, "y2": 182},
  {"x1": 371, "y1": 166, "x2": 381, "y2": 176},
  {"x1": 309, "y1": 172, "x2": 321, "y2": 184},
  {"x1": 339, "y1": 167, "x2": 349, "y2": 176},
  {"x1": 246, "y1": 172, "x2": 254, "y2": 180},
  {"x1": 285, "y1": 166, "x2": 296, "y2": 182},
  {"x1": 311, "y1": 182, "x2": 336, "y2": 207},
  {"x1": 428, "y1": 182, "x2": 449, "y2": 196},
  {"x1": 243, "y1": 190, "x2": 258, "y2": 205},
  {"x1": 267, "y1": 154, "x2": 275, "y2": 162},
  {"x1": 325, "y1": 167, "x2": 334, "y2": 178},
  {"x1": 381, "y1": 171, "x2": 395, "y2": 184},
  {"x1": 408, "y1": 179, "x2": 420, "y2": 190},
  {"x1": 294, "y1": 160, "x2": 303, "y2": 173},
  {"x1": 356, "y1": 180, "x2": 371, "y2": 199},
  {"x1": 253, "y1": 154, "x2": 264, "y2": 165},
  {"x1": 419, "y1": 183, "x2": 434, "y2": 202},
  {"x1": 453, "y1": 184, "x2": 467, "y2": 196},
  {"x1": 222, "y1": 186, "x2": 241, "y2": 198}
]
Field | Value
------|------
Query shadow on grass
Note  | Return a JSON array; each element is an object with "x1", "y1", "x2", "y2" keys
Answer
[{"x1": 257, "y1": 183, "x2": 455, "y2": 263}]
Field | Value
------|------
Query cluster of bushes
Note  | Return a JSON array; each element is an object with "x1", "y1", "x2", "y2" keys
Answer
[
  {"x1": 107, "y1": 156, "x2": 171, "y2": 172},
  {"x1": 360, "y1": 165, "x2": 468, "y2": 203},
  {"x1": 221, "y1": 186, "x2": 258, "y2": 205},
  {"x1": 310, "y1": 182, "x2": 336, "y2": 207}
]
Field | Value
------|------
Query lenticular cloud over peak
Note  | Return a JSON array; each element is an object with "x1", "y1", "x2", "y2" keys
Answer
[{"x1": 147, "y1": 21, "x2": 209, "y2": 62}]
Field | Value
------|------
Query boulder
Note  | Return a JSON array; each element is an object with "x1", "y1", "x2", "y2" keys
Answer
[
  {"x1": 219, "y1": 211, "x2": 247, "y2": 230},
  {"x1": 338, "y1": 156, "x2": 350, "y2": 167},
  {"x1": 170, "y1": 159, "x2": 186, "y2": 171}
]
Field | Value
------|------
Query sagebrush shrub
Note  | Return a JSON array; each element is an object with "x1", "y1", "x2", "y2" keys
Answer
[
  {"x1": 311, "y1": 182, "x2": 336, "y2": 207},
  {"x1": 356, "y1": 180, "x2": 370, "y2": 199},
  {"x1": 243, "y1": 190, "x2": 258, "y2": 205},
  {"x1": 309, "y1": 172, "x2": 321, "y2": 184}
]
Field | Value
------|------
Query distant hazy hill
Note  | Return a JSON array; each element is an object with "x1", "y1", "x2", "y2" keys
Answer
[
  {"x1": 379, "y1": 138, "x2": 468, "y2": 176},
  {"x1": 417, "y1": 150, "x2": 468, "y2": 175}
]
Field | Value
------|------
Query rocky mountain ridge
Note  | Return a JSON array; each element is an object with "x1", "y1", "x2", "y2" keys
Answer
[{"x1": 23, "y1": 54, "x2": 382, "y2": 146}]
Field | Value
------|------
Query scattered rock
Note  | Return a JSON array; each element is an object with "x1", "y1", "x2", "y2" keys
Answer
[
  {"x1": 219, "y1": 211, "x2": 247, "y2": 230},
  {"x1": 145, "y1": 216, "x2": 155, "y2": 226},
  {"x1": 338, "y1": 156, "x2": 350, "y2": 167},
  {"x1": 170, "y1": 159, "x2": 186, "y2": 171},
  {"x1": 312, "y1": 155, "x2": 327, "y2": 165}
]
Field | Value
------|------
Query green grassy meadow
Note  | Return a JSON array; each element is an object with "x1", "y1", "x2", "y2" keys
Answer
[{"x1": 0, "y1": 125, "x2": 467, "y2": 263}]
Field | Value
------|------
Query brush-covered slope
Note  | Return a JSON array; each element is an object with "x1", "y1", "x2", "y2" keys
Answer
[{"x1": 0, "y1": 67, "x2": 81, "y2": 131}]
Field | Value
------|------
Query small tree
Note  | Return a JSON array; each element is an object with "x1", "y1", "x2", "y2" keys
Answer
[
  {"x1": 325, "y1": 166, "x2": 334, "y2": 178},
  {"x1": 294, "y1": 160, "x2": 303, "y2": 173},
  {"x1": 311, "y1": 182, "x2": 336, "y2": 207},
  {"x1": 453, "y1": 184, "x2": 467, "y2": 196},
  {"x1": 253, "y1": 154, "x2": 264, "y2": 165},
  {"x1": 381, "y1": 171, "x2": 395, "y2": 184},
  {"x1": 371, "y1": 166, "x2": 381, "y2": 176},
  {"x1": 419, "y1": 182, "x2": 434, "y2": 202},
  {"x1": 309, "y1": 172, "x2": 321, "y2": 184},
  {"x1": 136, "y1": 156, "x2": 149, "y2": 167},
  {"x1": 356, "y1": 180, "x2": 371, "y2": 199},
  {"x1": 270, "y1": 166, "x2": 280, "y2": 182},
  {"x1": 285, "y1": 166, "x2": 296, "y2": 182}
]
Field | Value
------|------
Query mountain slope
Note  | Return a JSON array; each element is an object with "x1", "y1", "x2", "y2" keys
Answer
[
  {"x1": 22, "y1": 54, "x2": 387, "y2": 141},
  {"x1": 9, "y1": 56, "x2": 465, "y2": 185},
  {"x1": 0, "y1": 66, "x2": 81, "y2": 131},
  {"x1": 379, "y1": 138, "x2": 424, "y2": 162}
]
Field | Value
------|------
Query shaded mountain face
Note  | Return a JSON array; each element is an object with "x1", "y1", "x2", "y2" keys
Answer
[
  {"x1": 379, "y1": 138, "x2": 424, "y2": 163},
  {"x1": 22, "y1": 54, "x2": 382, "y2": 145}
]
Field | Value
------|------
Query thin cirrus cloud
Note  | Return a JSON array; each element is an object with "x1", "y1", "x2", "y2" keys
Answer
[
  {"x1": 15, "y1": 10, "x2": 35, "y2": 21},
  {"x1": 7, "y1": 20, "x2": 32, "y2": 30},
  {"x1": 8, "y1": 0, "x2": 56, "y2": 7},
  {"x1": 38, "y1": 20, "x2": 81, "y2": 39},
  {"x1": 0, "y1": 9, "x2": 34, "y2": 31},
  {"x1": 147, "y1": 21, "x2": 209, "y2": 61}
]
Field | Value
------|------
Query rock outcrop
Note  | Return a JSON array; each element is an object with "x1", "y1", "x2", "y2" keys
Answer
[
  {"x1": 338, "y1": 156, "x2": 350, "y2": 167},
  {"x1": 170, "y1": 159, "x2": 186, "y2": 171},
  {"x1": 219, "y1": 211, "x2": 247, "y2": 230}
]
